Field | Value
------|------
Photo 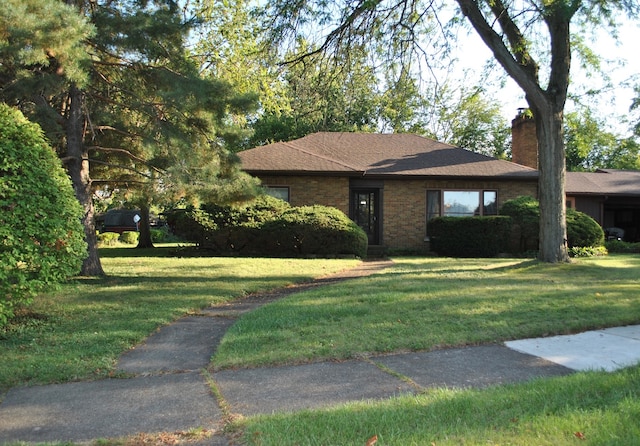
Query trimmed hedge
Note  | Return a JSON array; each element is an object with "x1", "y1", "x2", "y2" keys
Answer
[
  {"x1": 168, "y1": 196, "x2": 368, "y2": 258},
  {"x1": 427, "y1": 216, "x2": 512, "y2": 257}
]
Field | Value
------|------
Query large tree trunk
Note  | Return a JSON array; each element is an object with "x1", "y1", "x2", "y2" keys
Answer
[
  {"x1": 535, "y1": 106, "x2": 570, "y2": 263},
  {"x1": 136, "y1": 203, "x2": 155, "y2": 249},
  {"x1": 67, "y1": 85, "x2": 105, "y2": 276}
]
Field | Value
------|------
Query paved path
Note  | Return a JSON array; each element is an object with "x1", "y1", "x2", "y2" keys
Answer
[{"x1": 1, "y1": 260, "x2": 639, "y2": 445}]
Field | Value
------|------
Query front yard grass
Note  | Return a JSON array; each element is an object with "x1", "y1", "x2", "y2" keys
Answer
[
  {"x1": 238, "y1": 365, "x2": 640, "y2": 445},
  {"x1": 0, "y1": 246, "x2": 359, "y2": 392},
  {"x1": 221, "y1": 255, "x2": 640, "y2": 445},
  {"x1": 212, "y1": 255, "x2": 640, "y2": 369},
  {"x1": 2, "y1": 251, "x2": 639, "y2": 445}
]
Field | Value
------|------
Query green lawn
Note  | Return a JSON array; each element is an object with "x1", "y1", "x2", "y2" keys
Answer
[
  {"x1": 238, "y1": 366, "x2": 640, "y2": 445},
  {"x1": 213, "y1": 255, "x2": 640, "y2": 369},
  {"x1": 222, "y1": 255, "x2": 640, "y2": 445},
  {"x1": 0, "y1": 246, "x2": 359, "y2": 391},
  {"x1": 2, "y1": 251, "x2": 640, "y2": 445}
]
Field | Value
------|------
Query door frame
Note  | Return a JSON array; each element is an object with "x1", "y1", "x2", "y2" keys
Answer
[{"x1": 350, "y1": 180, "x2": 383, "y2": 246}]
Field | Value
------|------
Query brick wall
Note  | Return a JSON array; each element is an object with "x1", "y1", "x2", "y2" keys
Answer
[
  {"x1": 254, "y1": 174, "x2": 538, "y2": 251},
  {"x1": 511, "y1": 115, "x2": 538, "y2": 169},
  {"x1": 382, "y1": 179, "x2": 538, "y2": 251},
  {"x1": 258, "y1": 175, "x2": 350, "y2": 214}
]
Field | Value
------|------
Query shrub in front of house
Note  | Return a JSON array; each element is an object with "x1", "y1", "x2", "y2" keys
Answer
[
  {"x1": 499, "y1": 195, "x2": 539, "y2": 252},
  {"x1": 168, "y1": 196, "x2": 368, "y2": 258},
  {"x1": 604, "y1": 240, "x2": 640, "y2": 253},
  {"x1": 260, "y1": 206, "x2": 368, "y2": 258},
  {"x1": 0, "y1": 105, "x2": 86, "y2": 327},
  {"x1": 566, "y1": 208, "x2": 604, "y2": 248},
  {"x1": 427, "y1": 216, "x2": 512, "y2": 257},
  {"x1": 97, "y1": 232, "x2": 120, "y2": 246},
  {"x1": 500, "y1": 196, "x2": 605, "y2": 254},
  {"x1": 119, "y1": 231, "x2": 139, "y2": 245}
]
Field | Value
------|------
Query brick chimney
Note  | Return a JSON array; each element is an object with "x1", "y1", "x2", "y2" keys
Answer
[{"x1": 511, "y1": 110, "x2": 538, "y2": 170}]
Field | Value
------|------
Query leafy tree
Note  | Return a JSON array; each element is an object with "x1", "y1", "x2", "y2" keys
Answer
[
  {"x1": 249, "y1": 43, "x2": 381, "y2": 145},
  {"x1": 262, "y1": 0, "x2": 639, "y2": 263},
  {"x1": 421, "y1": 83, "x2": 510, "y2": 158},
  {"x1": 2, "y1": 0, "x2": 259, "y2": 264},
  {"x1": 0, "y1": 104, "x2": 86, "y2": 327},
  {"x1": 565, "y1": 109, "x2": 640, "y2": 171}
]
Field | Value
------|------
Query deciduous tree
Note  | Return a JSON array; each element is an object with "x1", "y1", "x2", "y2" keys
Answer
[{"x1": 262, "y1": 0, "x2": 639, "y2": 262}]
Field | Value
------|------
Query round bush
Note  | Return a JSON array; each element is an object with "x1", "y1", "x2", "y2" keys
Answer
[
  {"x1": 566, "y1": 208, "x2": 604, "y2": 248},
  {"x1": 263, "y1": 205, "x2": 368, "y2": 258},
  {"x1": 500, "y1": 196, "x2": 605, "y2": 253},
  {"x1": 0, "y1": 104, "x2": 86, "y2": 327},
  {"x1": 119, "y1": 231, "x2": 139, "y2": 245},
  {"x1": 97, "y1": 232, "x2": 120, "y2": 246}
]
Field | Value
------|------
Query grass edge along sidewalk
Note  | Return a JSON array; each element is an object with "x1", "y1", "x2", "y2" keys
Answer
[
  {"x1": 212, "y1": 255, "x2": 640, "y2": 370},
  {"x1": 0, "y1": 251, "x2": 361, "y2": 392}
]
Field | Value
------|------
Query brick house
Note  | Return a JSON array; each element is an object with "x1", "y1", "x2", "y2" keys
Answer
[{"x1": 238, "y1": 132, "x2": 539, "y2": 252}]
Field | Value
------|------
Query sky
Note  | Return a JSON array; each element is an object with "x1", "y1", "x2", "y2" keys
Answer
[{"x1": 452, "y1": 19, "x2": 640, "y2": 135}]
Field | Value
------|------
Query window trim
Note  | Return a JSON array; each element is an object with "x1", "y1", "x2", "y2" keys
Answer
[{"x1": 426, "y1": 189, "x2": 498, "y2": 238}]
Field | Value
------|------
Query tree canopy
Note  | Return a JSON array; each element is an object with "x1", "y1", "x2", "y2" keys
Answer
[
  {"x1": 259, "y1": 0, "x2": 639, "y2": 262},
  {"x1": 1, "y1": 0, "x2": 259, "y2": 271}
]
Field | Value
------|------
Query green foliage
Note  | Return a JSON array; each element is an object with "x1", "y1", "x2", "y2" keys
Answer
[
  {"x1": 0, "y1": 104, "x2": 86, "y2": 327},
  {"x1": 569, "y1": 245, "x2": 608, "y2": 257},
  {"x1": 566, "y1": 208, "x2": 605, "y2": 248},
  {"x1": 150, "y1": 227, "x2": 175, "y2": 243},
  {"x1": 500, "y1": 196, "x2": 605, "y2": 253},
  {"x1": 119, "y1": 231, "x2": 139, "y2": 245},
  {"x1": 499, "y1": 195, "x2": 540, "y2": 252},
  {"x1": 564, "y1": 109, "x2": 639, "y2": 171},
  {"x1": 605, "y1": 240, "x2": 640, "y2": 253},
  {"x1": 0, "y1": 0, "x2": 94, "y2": 90},
  {"x1": 97, "y1": 232, "x2": 120, "y2": 246},
  {"x1": 171, "y1": 196, "x2": 368, "y2": 258},
  {"x1": 261, "y1": 206, "x2": 368, "y2": 258},
  {"x1": 427, "y1": 216, "x2": 511, "y2": 257}
]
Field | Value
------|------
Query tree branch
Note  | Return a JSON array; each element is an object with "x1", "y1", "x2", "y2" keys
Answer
[{"x1": 455, "y1": 0, "x2": 546, "y2": 108}]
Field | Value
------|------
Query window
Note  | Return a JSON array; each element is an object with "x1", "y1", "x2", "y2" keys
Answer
[
  {"x1": 427, "y1": 189, "x2": 498, "y2": 220},
  {"x1": 264, "y1": 186, "x2": 290, "y2": 202},
  {"x1": 566, "y1": 197, "x2": 575, "y2": 209}
]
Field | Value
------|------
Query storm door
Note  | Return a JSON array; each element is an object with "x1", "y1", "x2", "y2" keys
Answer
[{"x1": 351, "y1": 188, "x2": 380, "y2": 245}]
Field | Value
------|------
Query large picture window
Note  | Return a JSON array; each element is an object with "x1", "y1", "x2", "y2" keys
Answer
[{"x1": 427, "y1": 189, "x2": 497, "y2": 220}]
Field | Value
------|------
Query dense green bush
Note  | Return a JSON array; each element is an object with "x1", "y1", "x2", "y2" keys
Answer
[
  {"x1": 499, "y1": 195, "x2": 539, "y2": 252},
  {"x1": 500, "y1": 196, "x2": 605, "y2": 253},
  {"x1": 119, "y1": 231, "x2": 139, "y2": 245},
  {"x1": 169, "y1": 196, "x2": 368, "y2": 258},
  {"x1": 97, "y1": 232, "x2": 120, "y2": 246},
  {"x1": 261, "y1": 206, "x2": 368, "y2": 257},
  {"x1": 566, "y1": 208, "x2": 604, "y2": 248},
  {"x1": 0, "y1": 104, "x2": 86, "y2": 327},
  {"x1": 427, "y1": 216, "x2": 512, "y2": 257},
  {"x1": 605, "y1": 240, "x2": 640, "y2": 254}
]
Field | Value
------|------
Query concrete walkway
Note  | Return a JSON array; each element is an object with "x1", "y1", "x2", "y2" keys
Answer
[{"x1": 1, "y1": 261, "x2": 640, "y2": 445}]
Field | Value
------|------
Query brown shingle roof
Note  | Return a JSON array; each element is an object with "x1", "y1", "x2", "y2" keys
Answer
[
  {"x1": 566, "y1": 169, "x2": 640, "y2": 196},
  {"x1": 238, "y1": 132, "x2": 538, "y2": 179}
]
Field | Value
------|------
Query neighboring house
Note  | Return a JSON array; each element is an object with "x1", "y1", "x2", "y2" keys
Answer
[
  {"x1": 98, "y1": 209, "x2": 141, "y2": 234},
  {"x1": 238, "y1": 132, "x2": 539, "y2": 252},
  {"x1": 512, "y1": 114, "x2": 640, "y2": 242},
  {"x1": 566, "y1": 170, "x2": 640, "y2": 242}
]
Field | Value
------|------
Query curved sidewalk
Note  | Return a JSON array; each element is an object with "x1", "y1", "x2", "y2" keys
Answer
[{"x1": 1, "y1": 261, "x2": 639, "y2": 445}]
